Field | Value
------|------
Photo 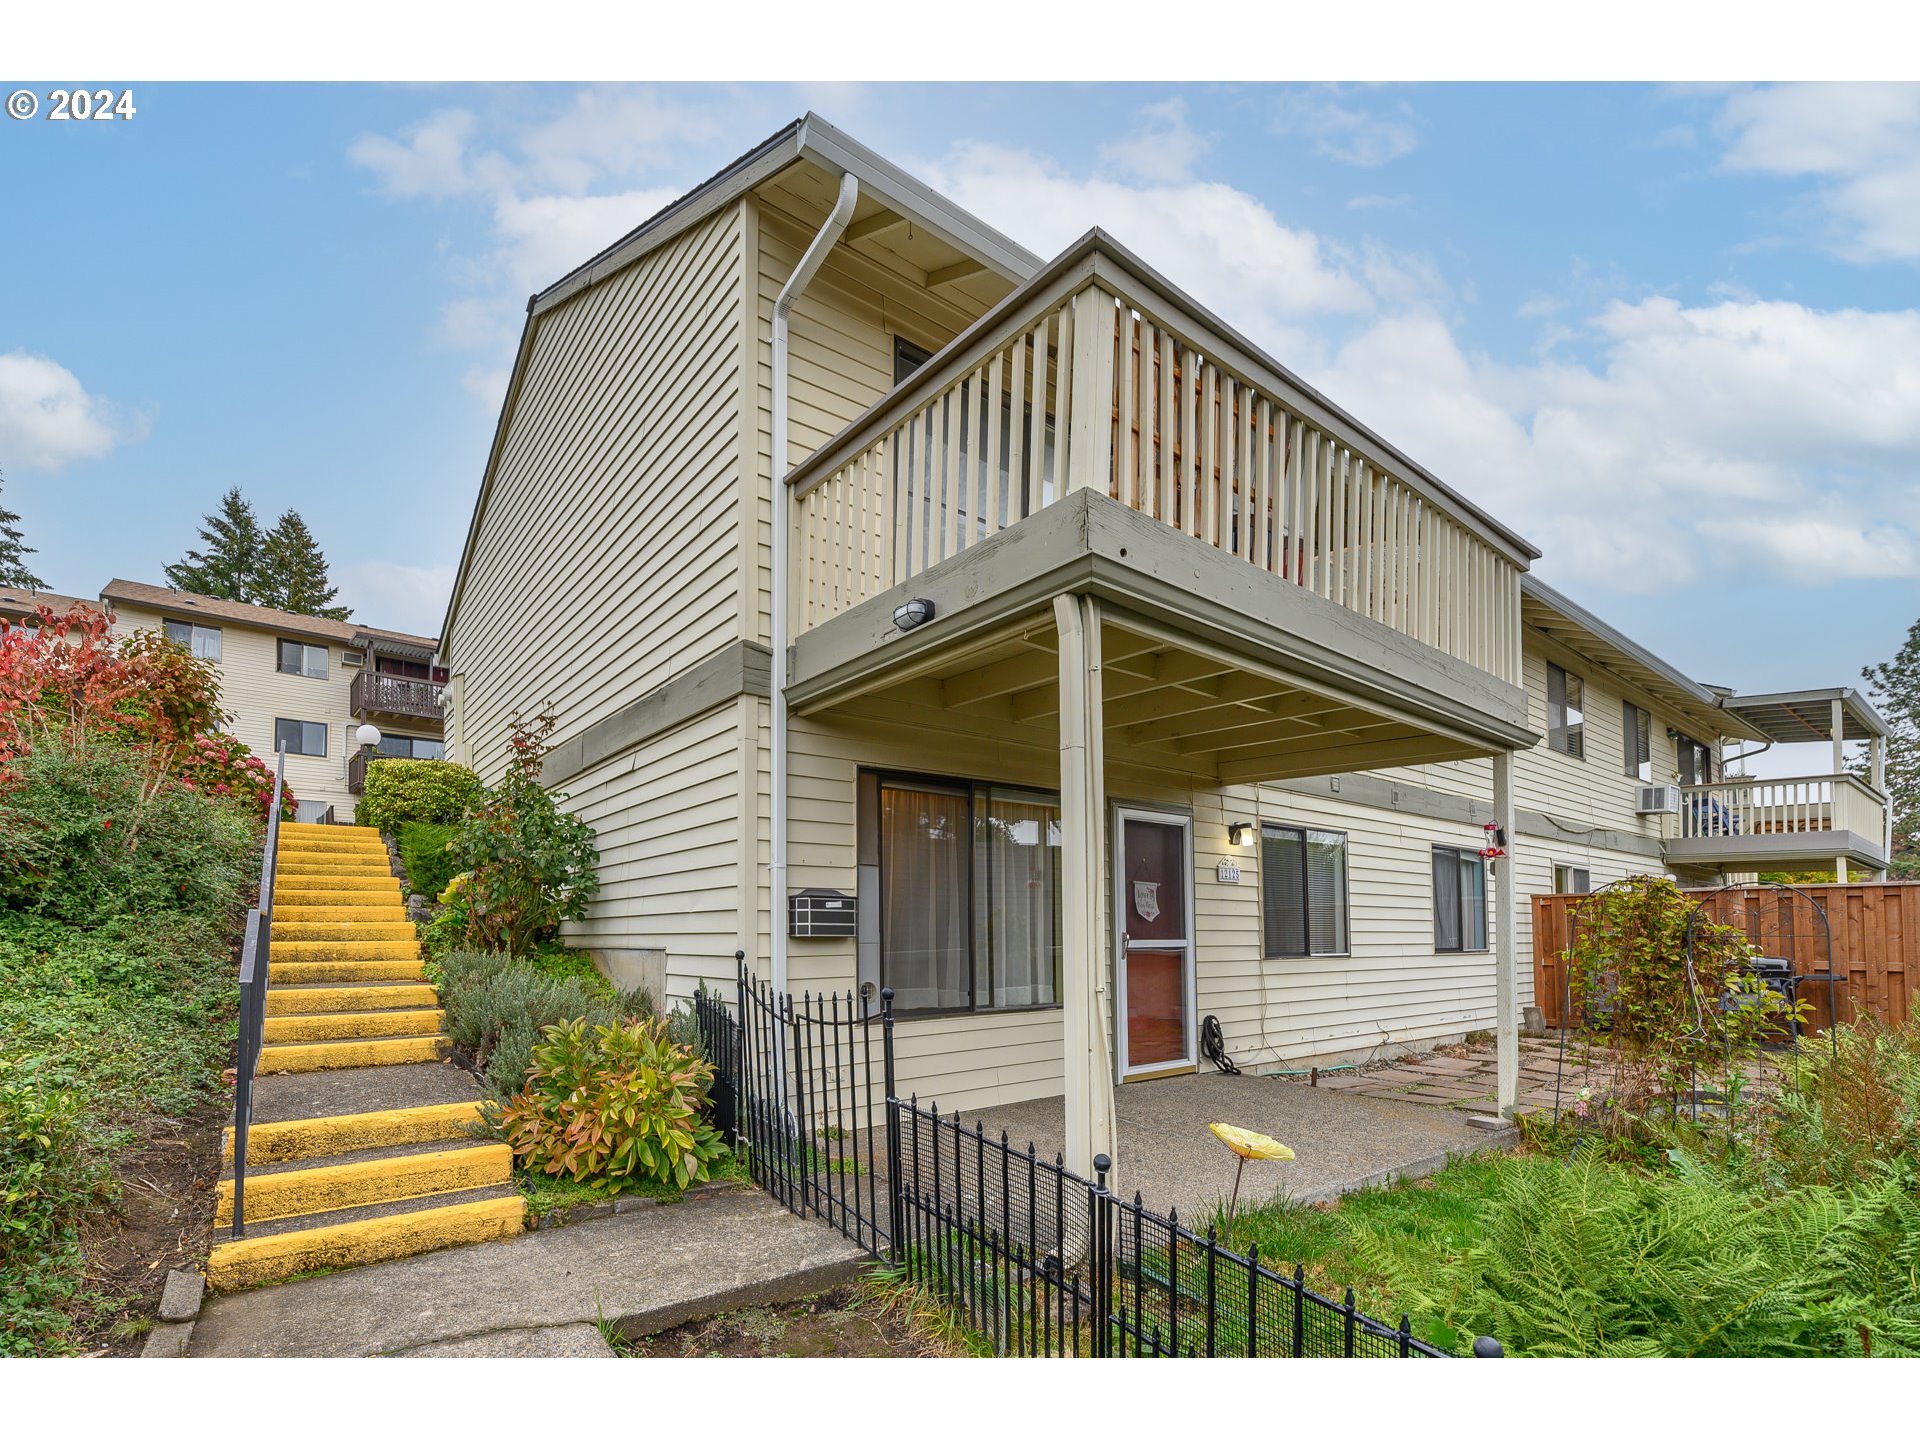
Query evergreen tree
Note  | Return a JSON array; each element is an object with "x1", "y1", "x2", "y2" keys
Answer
[
  {"x1": 0, "y1": 469, "x2": 46, "y2": 590},
  {"x1": 1862, "y1": 618, "x2": 1920, "y2": 878},
  {"x1": 164, "y1": 488, "x2": 264, "y2": 602},
  {"x1": 258, "y1": 509, "x2": 351, "y2": 620}
]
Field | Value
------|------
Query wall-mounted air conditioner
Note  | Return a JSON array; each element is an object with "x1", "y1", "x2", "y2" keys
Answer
[
  {"x1": 341, "y1": 650, "x2": 365, "y2": 667},
  {"x1": 1635, "y1": 784, "x2": 1681, "y2": 815}
]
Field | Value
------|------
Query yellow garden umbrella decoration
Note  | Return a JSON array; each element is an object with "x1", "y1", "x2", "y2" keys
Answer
[{"x1": 1210, "y1": 1122, "x2": 1295, "y2": 1227}]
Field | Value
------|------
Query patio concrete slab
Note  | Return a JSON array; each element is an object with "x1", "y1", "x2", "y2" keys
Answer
[
  {"x1": 187, "y1": 1184, "x2": 866, "y2": 1357},
  {"x1": 956, "y1": 1071, "x2": 1516, "y2": 1220}
]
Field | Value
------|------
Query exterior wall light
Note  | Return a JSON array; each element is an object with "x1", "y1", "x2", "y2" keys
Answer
[
  {"x1": 893, "y1": 598, "x2": 936, "y2": 632},
  {"x1": 1228, "y1": 821, "x2": 1257, "y2": 848}
]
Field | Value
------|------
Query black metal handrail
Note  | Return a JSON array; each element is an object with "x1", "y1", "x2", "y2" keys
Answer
[{"x1": 229, "y1": 749, "x2": 286, "y2": 1237}]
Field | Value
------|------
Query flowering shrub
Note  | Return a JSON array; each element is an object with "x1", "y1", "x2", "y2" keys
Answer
[
  {"x1": 495, "y1": 1015, "x2": 727, "y2": 1192},
  {"x1": 0, "y1": 606, "x2": 221, "y2": 769},
  {"x1": 174, "y1": 731, "x2": 296, "y2": 822},
  {"x1": 450, "y1": 712, "x2": 599, "y2": 953}
]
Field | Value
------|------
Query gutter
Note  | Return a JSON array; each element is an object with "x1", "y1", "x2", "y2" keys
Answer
[{"x1": 770, "y1": 171, "x2": 859, "y2": 998}]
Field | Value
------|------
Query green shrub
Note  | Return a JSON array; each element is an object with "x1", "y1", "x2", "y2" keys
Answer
[
  {"x1": 449, "y1": 712, "x2": 598, "y2": 953},
  {"x1": 395, "y1": 821, "x2": 461, "y2": 900},
  {"x1": 436, "y1": 948, "x2": 649, "y2": 1099},
  {"x1": 496, "y1": 1016, "x2": 728, "y2": 1193},
  {"x1": 357, "y1": 758, "x2": 482, "y2": 832},
  {"x1": 0, "y1": 734, "x2": 254, "y2": 927}
]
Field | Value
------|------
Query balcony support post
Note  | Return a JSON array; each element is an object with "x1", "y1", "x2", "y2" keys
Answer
[
  {"x1": 1831, "y1": 696, "x2": 1846, "y2": 776},
  {"x1": 1493, "y1": 748, "x2": 1520, "y2": 1117},
  {"x1": 1055, "y1": 592, "x2": 1117, "y2": 1184}
]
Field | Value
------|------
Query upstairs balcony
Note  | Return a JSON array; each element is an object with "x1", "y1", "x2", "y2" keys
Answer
[
  {"x1": 1666, "y1": 773, "x2": 1891, "y2": 876},
  {"x1": 351, "y1": 669, "x2": 445, "y2": 725},
  {"x1": 780, "y1": 232, "x2": 1539, "y2": 787}
]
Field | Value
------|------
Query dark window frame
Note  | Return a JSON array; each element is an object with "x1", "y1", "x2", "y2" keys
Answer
[
  {"x1": 273, "y1": 717, "x2": 328, "y2": 757},
  {"x1": 1623, "y1": 700, "x2": 1653, "y2": 782},
  {"x1": 1432, "y1": 844, "x2": 1489, "y2": 954},
  {"x1": 1546, "y1": 662, "x2": 1585, "y2": 760},
  {"x1": 1675, "y1": 732, "x2": 1714, "y2": 787},
  {"x1": 893, "y1": 335, "x2": 934, "y2": 386},
  {"x1": 863, "y1": 768, "x2": 1065, "y2": 1019},
  {"x1": 376, "y1": 734, "x2": 444, "y2": 761},
  {"x1": 1259, "y1": 823, "x2": 1351, "y2": 959},
  {"x1": 277, "y1": 637, "x2": 329, "y2": 679}
]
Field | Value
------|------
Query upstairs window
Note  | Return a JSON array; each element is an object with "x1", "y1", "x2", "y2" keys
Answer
[
  {"x1": 277, "y1": 639, "x2": 329, "y2": 679},
  {"x1": 274, "y1": 718, "x2": 327, "y2": 757},
  {"x1": 1623, "y1": 701, "x2": 1652, "y2": 782},
  {"x1": 376, "y1": 734, "x2": 444, "y2": 761},
  {"x1": 1546, "y1": 663, "x2": 1585, "y2": 759},
  {"x1": 1676, "y1": 733, "x2": 1714, "y2": 787},
  {"x1": 163, "y1": 619, "x2": 222, "y2": 661},
  {"x1": 893, "y1": 335, "x2": 933, "y2": 385},
  {"x1": 1433, "y1": 846, "x2": 1488, "y2": 953},
  {"x1": 1260, "y1": 825, "x2": 1350, "y2": 957}
]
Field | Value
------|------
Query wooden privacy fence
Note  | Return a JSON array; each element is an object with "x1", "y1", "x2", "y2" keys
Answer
[{"x1": 1533, "y1": 883, "x2": 1916, "y2": 1033}]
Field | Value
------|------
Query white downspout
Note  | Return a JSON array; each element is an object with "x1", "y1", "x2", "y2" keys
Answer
[{"x1": 770, "y1": 171, "x2": 858, "y2": 999}]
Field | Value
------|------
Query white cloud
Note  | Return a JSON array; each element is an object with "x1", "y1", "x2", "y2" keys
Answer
[
  {"x1": 1717, "y1": 83, "x2": 1920, "y2": 261},
  {"x1": 350, "y1": 88, "x2": 724, "y2": 387},
  {"x1": 1271, "y1": 86, "x2": 1419, "y2": 168},
  {"x1": 0, "y1": 351, "x2": 144, "y2": 471},
  {"x1": 1097, "y1": 99, "x2": 1210, "y2": 183},
  {"x1": 340, "y1": 560, "x2": 456, "y2": 638}
]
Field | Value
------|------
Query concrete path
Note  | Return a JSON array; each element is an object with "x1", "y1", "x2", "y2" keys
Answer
[
  {"x1": 189, "y1": 1184, "x2": 867, "y2": 1357},
  {"x1": 959, "y1": 1070, "x2": 1514, "y2": 1220}
]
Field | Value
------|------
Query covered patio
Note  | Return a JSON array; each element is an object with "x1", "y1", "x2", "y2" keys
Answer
[{"x1": 951, "y1": 1070, "x2": 1513, "y2": 1221}]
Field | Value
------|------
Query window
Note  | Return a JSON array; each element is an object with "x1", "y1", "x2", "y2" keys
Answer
[
  {"x1": 163, "y1": 619, "x2": 221, "y2": 661},
  {"x1": 273, "y1": 718, "x2": 328, "y2": 757},
  {"x1": 376, "y1": 734, "x2": 444, "y2": 761},
  {"x1": 893, "y1": 335, "x2": 933, "y2": 385},
  {"x1": 1553, "y1": 863, "x2": 1592, "y2": 895},
  {"x1": 1546, "y1": 663, "x2": 1585, "y2": 759},
  {"x1": 1260, "y1": 825, "x2": 1349, "y2": 957},
  {"x1": 1676, "y1": 733, "x2": 1714, "y2": 787},
  {"x1": 293, "y1": 800, "x2": 331, "y2": 823},
  {"x1": 1623, "y1": 701, "x2": 1652, "y2": 782},
  {"x1": 1432, "y1": 846, "x2": 1488, "y2": 953},
  {"x1": 277, "y1": 639, "x2": 329, "y2": 679},
  {"x1": 868, "y1": 774, "x2": 1062, "y2": 1015}
]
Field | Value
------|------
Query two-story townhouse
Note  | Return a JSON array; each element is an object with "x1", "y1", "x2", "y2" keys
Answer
[
  {"x1": 438, "y1": 115, "x2": 1889, "y2": 1180},
  {"x1": 99, "y1": 580, "x2": 447, "y2": 821}
]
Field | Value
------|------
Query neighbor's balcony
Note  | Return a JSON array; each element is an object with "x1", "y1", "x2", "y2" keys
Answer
[
  {"x1": 1665, "y1": 773, "x2": 1890, "y2": 872},
  {"x1": 786, "y1": 240, "x2": 1528, "y2": 689},
  {"x1": 350, "y1": 669, "x2": 445, "y2": 724}
]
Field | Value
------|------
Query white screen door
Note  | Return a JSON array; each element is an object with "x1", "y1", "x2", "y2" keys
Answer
[{"x1": 1113, "y1": 808, "x2": 1196, "y2": 1078}]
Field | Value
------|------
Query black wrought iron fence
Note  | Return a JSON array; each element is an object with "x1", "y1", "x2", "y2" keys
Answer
[
  {"x1": 702, "y1": 957, "x2": 1493, "y2": 1358},
  {"x1": 227, "y1": 749, "x2": 286, "y2": 1238}
]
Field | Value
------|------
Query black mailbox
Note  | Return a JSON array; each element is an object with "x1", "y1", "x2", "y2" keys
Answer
[{"x1": 789, "y1": 888, "x2": 857, "y2": 938}]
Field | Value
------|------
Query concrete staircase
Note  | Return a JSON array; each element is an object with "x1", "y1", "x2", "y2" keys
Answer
[{"x1": 207, "y1": 821, "x2": 525, "y2": 1291}]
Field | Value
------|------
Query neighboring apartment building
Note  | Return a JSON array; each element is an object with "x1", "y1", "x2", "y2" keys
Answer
[
  {"x1": 437, "y1": 115, "x2": 1891, "y2": 1175},
  {"x1": 89, "y1": 580, "x2": 447, "y2": 822}
]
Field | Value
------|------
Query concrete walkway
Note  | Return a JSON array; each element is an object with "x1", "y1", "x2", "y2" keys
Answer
[
  {"x1": 959, "y1": 1070, "x2": 1514, "y2": 1220},
  {"x1": 188, "y1": 1184, "x2": 866, "y2": 1357}
]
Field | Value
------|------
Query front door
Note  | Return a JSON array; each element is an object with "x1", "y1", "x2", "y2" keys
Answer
[{"x1": 1114, "y1": 808, "x2": 1196, "y2": 1078}]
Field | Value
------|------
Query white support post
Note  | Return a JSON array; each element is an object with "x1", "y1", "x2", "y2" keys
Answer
[
  {"x1": 1056, "y1": 593, "x2": 1118, "y2": 1182},
  {"x1": 1831, "y1": 697, "x2": 1846, "y2": 777},
  {"x1": 1493, "y1": 749, "x2": 1520, "y2": 1117}
]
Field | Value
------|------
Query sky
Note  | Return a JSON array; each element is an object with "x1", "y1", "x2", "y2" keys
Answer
[{"x1": 4, "y1": 81, "x2": 1917, "y2": 774}]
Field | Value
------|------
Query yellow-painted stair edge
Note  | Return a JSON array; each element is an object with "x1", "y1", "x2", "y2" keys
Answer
[
  {"x1": 214, "y1": 1142, "x2": 511, "y2": 1225},
  {"x1": 265, "y1": 983, "x2": 438, "y2": 1016},
  {"x1": 262, "y1": 1008, "x2": 445, "y2": 1043},
  {"x1": 222, "y1": 1101, "x2": 485, "y2": 1166},
  {"x1": 205, "y1": 1196, "x2": 526, "y2": 1291},
  {"x1": 257, "y1": 1034, "x2": 447, "y2": 1074}
]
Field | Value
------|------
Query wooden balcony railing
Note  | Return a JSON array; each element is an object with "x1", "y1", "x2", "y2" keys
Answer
[
  {"x1": 1675, "y1": 773, "x2": 1888, "y2": 844},
  {"x1": 351, "y1": 669, "x2": 444, "y2": 722},
  {"x1": 348, "y1": 748, "x2": 368, "y2": 796},
  {"x1": 787, "y1": 244, "x2": 1528, "y2": 686}
]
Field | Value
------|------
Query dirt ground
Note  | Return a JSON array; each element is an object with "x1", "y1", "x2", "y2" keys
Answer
[
  {"x1": 626, "y1": 1284, "x2": 967, "y2": 1358},
  {"x1": 74, "y1": 1097, "x2": 226, "y2": 1356}
]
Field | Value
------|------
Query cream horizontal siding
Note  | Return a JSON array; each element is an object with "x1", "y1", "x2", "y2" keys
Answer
[
  {"x1": 560, "y1": 705, "x2": 745, "y2": 1008},
  {"x1": 110, "y1": 602, "x2": 362, "y2": 820},
  {"x1": 748, "y1": 196, "x2": 998, "y2": 647},
  {"x1": 447, "y1": 205, "x2": 747, "y2": 784}
]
